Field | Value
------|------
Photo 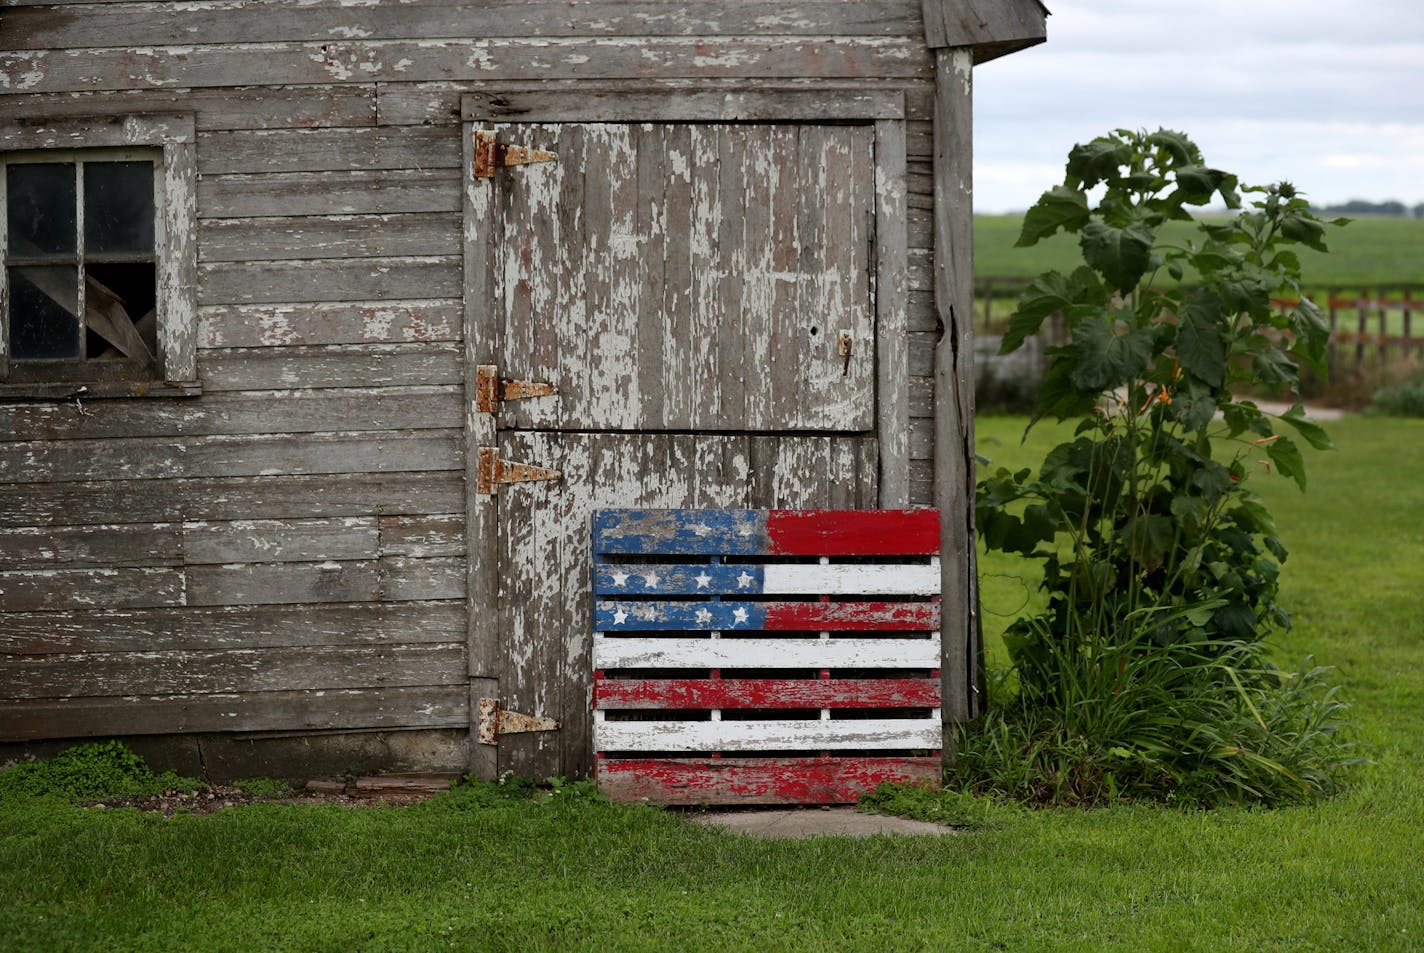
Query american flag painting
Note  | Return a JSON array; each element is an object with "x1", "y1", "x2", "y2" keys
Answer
[{"x1": 592, "y1": 508, "x2": 943, "y2": 805}]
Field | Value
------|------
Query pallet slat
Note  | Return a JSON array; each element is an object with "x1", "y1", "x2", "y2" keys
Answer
[
  {"x1": 595, "y1": 600, "x2": 939, "y2": 631},
  {"x1": 595, "y1": 677, "x2": 941, "y2": 710},
  {"x1": 596, "y1": 757, "x2": 941, "y2": 806}
]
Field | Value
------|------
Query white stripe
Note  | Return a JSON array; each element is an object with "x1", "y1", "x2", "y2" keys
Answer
[
  {"x1": 761, "y1": 562, "x2": 939, "y2": 595},
  {"x1": 593, "y1": 635, "x2": 940, "y2": 669},
  {"x1": 595, "y1": 716, "x2": 943, "y2": 752}
]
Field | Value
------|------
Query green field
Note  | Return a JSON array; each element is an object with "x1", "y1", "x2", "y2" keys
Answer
[
  {"x1": 975, "y1": 213, "x2": 1424, "y2": 289},
  {"x1": 2, "y1": 415, "x2": 1422, "y2": 952}
]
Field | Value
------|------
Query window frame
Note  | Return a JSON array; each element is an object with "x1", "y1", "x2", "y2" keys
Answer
[{"x1": 0, "y1": 114, "x2": 198, "y2": 398}]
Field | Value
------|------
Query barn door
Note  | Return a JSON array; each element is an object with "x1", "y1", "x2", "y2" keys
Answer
[{"x1": 468, "y1": 120, "x2": 885, "y2": 780}]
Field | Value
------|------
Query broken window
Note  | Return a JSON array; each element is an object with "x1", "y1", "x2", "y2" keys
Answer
[{"x1": 4, "y1": 154, "x2": 159, "y2": 367}]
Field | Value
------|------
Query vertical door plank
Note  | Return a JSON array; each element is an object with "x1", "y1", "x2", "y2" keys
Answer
[
  {"x1": 737, "y1": 126, "x2": 776, "y2": 431},
  {"x1": 765, "y1": 124, "x2": 803, "y2": 431},
  {"x1": 553, "y1": 125, "x2": 590, "y2": 435},
  {"x1": 875, "y1": 115, "x2": 911, "y2": 506},
  {"x1": 660, "y1": 125, "x2": 695, "y2": 429},
  {"x1": 633, "y1": 123, "x2": 669, "y2": 430},
  {"x1": 464, "y1": 121, "x2": 502, "y2": 779},
  {"x1": 714, "y1": 125, "x2": 749, "y2": 428},
  {"x1": 687, "y1": 125, "x2": 724, "y2": 426}
]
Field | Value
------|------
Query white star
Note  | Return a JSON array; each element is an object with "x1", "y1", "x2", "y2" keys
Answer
[
  {"x1": 738, "y1": 525, "x2": 754, "y2": 537},
  {"x1": 612, "y1": 608, "x2": 629, "y2": 626},
  {"x1": 692, "y1": 523, "x2": 712, "y2": 537},
  {"x1": 731, "y1": 607, "x2": 749, "y2": 626},
  {"x1": 610, "y1": 571, "x2": 630, "y2": 587},
  {"x1": 643, "y1": 571, "x2": 661, "y2": 588},
  {"x1": 695, "y1": 608, "x2": 713, "y2": 625},
  {"x1": 694, "y1": 572, "x2": 712, "y2": 589},
  {"x1": 736, "y1": 571, "x2": 754, "y2": 589}
]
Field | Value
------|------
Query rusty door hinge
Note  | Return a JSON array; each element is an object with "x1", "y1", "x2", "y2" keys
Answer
[
  {"x1": 473, "y1": 131, "x2": 557, "y2": 178},
  {"x1": 474, "y1": 364, "x2": 557, "y2": 414},
  {"x1": 477, "y1": 697, "x2": 559, "y2": 746},
  {"x1": 477, "y1": 447, "x2": 561, "y2": 495}
]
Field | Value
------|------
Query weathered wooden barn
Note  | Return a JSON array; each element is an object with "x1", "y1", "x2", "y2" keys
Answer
[{"x1": 0, "y1": 1, "x2": 1047, "y2": 782}]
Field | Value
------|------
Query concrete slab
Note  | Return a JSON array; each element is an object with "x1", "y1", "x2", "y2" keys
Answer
[{"x1": 688, "y1": 806, "x2": 954, "y2": 839}]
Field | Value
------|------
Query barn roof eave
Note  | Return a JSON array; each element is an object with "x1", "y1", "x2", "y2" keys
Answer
[{"x1": 921, "y1": 0, "x2": 1050, "y2": 62}]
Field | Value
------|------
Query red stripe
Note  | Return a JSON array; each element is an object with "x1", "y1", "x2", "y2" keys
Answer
[
  {"x1": 764, "y1": 601, "x2": 940, "y2": 630},
  {"x1": 765, "y1": 509, "x2": 939, "y2": 556},
  {"x1": 596, "y1": 757, "x2": 941, "y2": 805},
  {"x1": 595, "y1": 677, "x2": 942, "y2": 710}
]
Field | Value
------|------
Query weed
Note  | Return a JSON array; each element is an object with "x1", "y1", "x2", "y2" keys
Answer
[
  {"x1": 856, "y1": 781, "x2": 999, "y2": 828},
  {"x1": 1369, "y1": 365, "x2": 1424, "y2": 417},
  {"x1": 232, "y1": 777, "x2": 294, "y2": 799},
  {"x1": 0, "y1": 740, "x2": 203, "y2": 802}
]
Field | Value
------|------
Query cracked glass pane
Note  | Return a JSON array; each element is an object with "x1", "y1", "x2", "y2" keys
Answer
[{"x1": 8, "y1": 265, "x2": 80, "y2": 359}]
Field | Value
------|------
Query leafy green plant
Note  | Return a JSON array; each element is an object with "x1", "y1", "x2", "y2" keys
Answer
[
  {"x1": 965, "y1": 129, "x2": 1355, "y2": 806},
  {"x1": 857, "y1": 781, "x2": 998, "y2": 829},
  {"x1": 1369, "y1": 365, "x2": 1424, "y2": 417},
  {"x1": 232, "y1": 777, "x2": 294, "y2": 799},
  {"x1": 0, "y1": 740, "x2": 203, "y2": 802}
]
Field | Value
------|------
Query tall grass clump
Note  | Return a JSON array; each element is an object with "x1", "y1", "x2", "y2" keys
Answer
[{"x1": 963, "y1": 129, "x2": 1357, "y2": 806}]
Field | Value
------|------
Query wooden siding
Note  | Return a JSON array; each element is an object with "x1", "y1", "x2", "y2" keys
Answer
[{"x1": 0, "y1": 0, "x2": 947, "y2": 756}]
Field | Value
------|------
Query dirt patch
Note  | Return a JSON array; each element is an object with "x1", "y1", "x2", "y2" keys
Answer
[{"x1": 89, "y1": 775, "x2": 456, "y2": 816}]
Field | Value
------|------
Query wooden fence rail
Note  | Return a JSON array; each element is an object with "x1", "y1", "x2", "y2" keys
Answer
[{"x1": 976, "y1": 278, "x2": 1424, "y2": 369}]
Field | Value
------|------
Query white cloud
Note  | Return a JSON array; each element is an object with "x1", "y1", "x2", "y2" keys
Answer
[{"x1": 973, "y1": 0, "x2": 1424, "y2": 211}]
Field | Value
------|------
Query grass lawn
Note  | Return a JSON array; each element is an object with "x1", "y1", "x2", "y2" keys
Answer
[
  {"x1": 3, "y1": 416, "x2": 1423, "y2": 952},
  {"x1": 975, "y1": 213, "x2": 1424, "y2": 289}
]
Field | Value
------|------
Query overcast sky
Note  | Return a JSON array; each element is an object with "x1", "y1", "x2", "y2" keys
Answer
[{"x1": 972, "y1": 0, "x2": 1424, "y2": 212}]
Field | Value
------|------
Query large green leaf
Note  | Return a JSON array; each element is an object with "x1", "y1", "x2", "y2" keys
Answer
[
  {"x1": 1277, "y1": 403, "x2": 1334, "y2": 451},
  {"x1": 1066, "y1": 138, "x2": 1131, "y2": 187},
  {"x1": 1266, "y1": 435, "x2": 1307, "y2": 491},
  {"x1": 1079, "y1": 221, "x2": 1155, "y2": 293},
  {"x1": 1289, "y1": 298, "x2": 1331, "y2": 373},
  {"x1": 1069, "y1": 315, "x2": 1154, "y2": 392},
  {"x1": 1016, "y1": 186, "x2": 1091, "y2": 246},
  {"x1": 1176, "y1": 294, "x2": 1228, "y2": 388},
  {"x1": 1000, "y1": 267, "x2": 1105, "y2": 354}
]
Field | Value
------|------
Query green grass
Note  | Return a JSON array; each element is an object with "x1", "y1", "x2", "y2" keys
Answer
[
  {"x1": 3, "y1": 415, "x2": 1423, "y2": 952},
  {"x1": 975, "y1": 213, "x2": 1424, "y2": 289}
]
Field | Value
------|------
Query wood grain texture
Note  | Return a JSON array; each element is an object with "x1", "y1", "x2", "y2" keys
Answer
[
  {"x1": 198, "y1": 257, "x2": 461, "y2": 305},
  {"x1": 875, "y1": 116, "x2": 911, "y2": 506},
  {"x1": 1, "y1": 686, "x2": 466, "y2": 741},
  {"x1": 0, "y1": 86, "x2": 376, "y2": 131},
  {"x1": 3, "y1": 643, "x2": 465, "y2": 700},
  {"x1": 200, "y1": 214, "x2": 460, "y2": 263},
  {"x1": 920, "y1": 0, "x2": 1048, "y2": 60},
  {"x1": 2, "y1": 601, "x2": 466, "y2": 655},
  {"x1": 594, "y1": 716, "x2": 943, "y2": 752},
  {"x1": 4, "y1": 1, "x2": 922, "y2": 48},
  {"x1": 1, "y1": 38, "x2": 931, "y2": 95},
  {"x1": 199, "y1": 303, "x2": 461, "y2": 348},
  {"x1": 1, "y1": 387, "x2": 462, "y2": 441},
  {"x1": 388, "y1": 80, "x2": 935, "y2": 127},
  {"x1": 596, "y1": 756, "x2": 939, "y2": 805},
  {"x1": 198, "y1": 127, "x2": 461, "y2": 175},
  {"x1": 932, "y1": 48, "x2": 979, "y2": 722},
  {"x1": 0, "y1": 473, "x2": 463, "y2": 527},
  {"x1": 463, "y1": 115, "x2": 501, "y2": 780},
  {"x1": 199, "y1": 169, "x2": 460, "y2": 219},
  {"x1": 0, "y1": 431, "x2": 461, "y2": 484}
]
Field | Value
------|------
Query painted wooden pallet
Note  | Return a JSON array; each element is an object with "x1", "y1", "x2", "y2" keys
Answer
[{"x1": 592, "y1": 508, "x2": 942, "y2": 805}]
